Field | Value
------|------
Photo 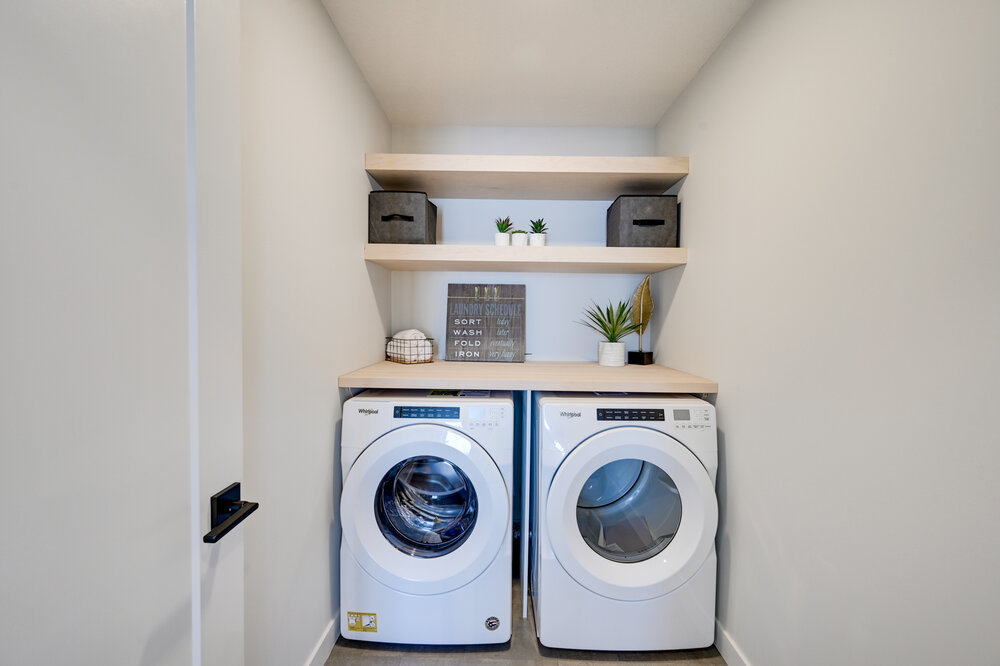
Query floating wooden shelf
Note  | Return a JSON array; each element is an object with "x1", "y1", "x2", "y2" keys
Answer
[
  {"x1": 364, "y1": 244, "x2": 687, "y2": 274},
  {"x1": 365, "y1": 153, "x2": 689, "y2": 200},
  {"x1": 339, "y1": 360, "x2": 717, "y2": 394},
  {"x1": 353, "y1": 153, "x2": 712, "y2": 394}
]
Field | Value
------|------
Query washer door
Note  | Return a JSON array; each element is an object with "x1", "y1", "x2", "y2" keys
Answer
[
  {"x1": 546, "y1": 426, "x2": 717, "y2": 601},
  {"x1": 342, "y1": 424, "x2": 509, "y2": 595}
]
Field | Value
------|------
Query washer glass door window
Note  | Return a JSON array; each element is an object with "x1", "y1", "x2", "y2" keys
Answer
[
  {"x1": 341, "y1": 423, "x2": 509, "y2": 596},
  {"x1": 376, "y1": 455, "x2": 478, "y2": 557},
  {"x1": 576, "y1": 458, "x2": 681, "y2": 563}
]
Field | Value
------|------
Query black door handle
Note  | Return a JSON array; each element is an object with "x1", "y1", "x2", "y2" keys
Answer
[{"x1": 203, "y1": 482, "x2": 259, "y2": 543}]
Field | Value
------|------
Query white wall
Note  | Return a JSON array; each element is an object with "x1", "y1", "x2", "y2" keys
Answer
[
  {"x1": 653, "y1": 2, "x2": 1000, "y2": 665},
  {"x1": 392, "y1": 125, "x2": 655, "y2": 156},
  {"x1": 389, "y1": 127, "x2": 656, "y2": 360},
  {"x1": 241, "y1": 2, "x2": 390, "y2": 664}
]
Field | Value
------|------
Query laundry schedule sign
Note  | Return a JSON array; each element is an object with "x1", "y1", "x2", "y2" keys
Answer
[{"x1": 445, "y1": 283, "x2": 525, "y2": 362}]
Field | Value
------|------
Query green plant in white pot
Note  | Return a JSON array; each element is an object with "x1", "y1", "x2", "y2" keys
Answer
[
  {"x1": 579, "y1": 300, "x2": 641, "y2": 366},
  {"x1": 511, "y1": 229, "x2": 529, "y2": 246},
  {"x1": 529, "y1": 218, "x2": 548, "y2": 246},
  {"x1": 494, "y1": 216, "x2": 512, "y2": 245}
]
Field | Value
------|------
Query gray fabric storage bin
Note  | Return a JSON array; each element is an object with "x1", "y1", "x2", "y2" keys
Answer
[
  {"x1": 368, "y1": 191, "x2": 437, "y2": 244},
  {"x1": 606, "y1": 195, "x2": 679, "y2": 247}
]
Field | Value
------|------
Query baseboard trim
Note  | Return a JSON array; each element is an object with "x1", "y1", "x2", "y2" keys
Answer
[
  {"x1": 304, "y1": 614, "x2": 339, "y2": 666},
  {"x1": 715, "y1": 620, "x2": 750, "y2": 666}
]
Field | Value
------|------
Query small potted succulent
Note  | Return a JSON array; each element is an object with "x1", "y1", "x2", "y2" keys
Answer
[
  {"x1": 579, "y1": 300, "x2": 641, "y2": 367},
  {"x1": 511, "y1": 229, "x2": 529, "y2": 246},
  {"x1": 529, "y1": 218, "x2": 548, "y2": 246},
  {"x1": 494, "y1": 216, "x2": 512, "y2": 246}
]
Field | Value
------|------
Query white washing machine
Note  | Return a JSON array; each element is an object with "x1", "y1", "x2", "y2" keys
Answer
[
  {"x1": 340, "y1": 389, "x2": 514, "y2": 645},
  {"x1": 531, "y1": 392, "x2": 718, "y2": 651}
]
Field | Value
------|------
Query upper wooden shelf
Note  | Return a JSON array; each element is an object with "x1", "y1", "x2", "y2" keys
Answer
[
  {"x1": 339, "y1": 360, "x2": 717, "y2": 393},
  {"x1": 364, "y1": 244, "x2": 686, "y2": 274},
  {"x1": 365, "y1": 153, "x2": 689, "y2": 200}
]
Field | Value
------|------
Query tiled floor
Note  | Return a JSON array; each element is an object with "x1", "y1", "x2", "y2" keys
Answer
[{"x1": 324, "y1": 580, "x2": 726, "y2": 665}]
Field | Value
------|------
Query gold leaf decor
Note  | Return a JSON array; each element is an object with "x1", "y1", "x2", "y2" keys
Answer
[{"x1": 630, "y1": 275, "x2": 654, "y2": 352}]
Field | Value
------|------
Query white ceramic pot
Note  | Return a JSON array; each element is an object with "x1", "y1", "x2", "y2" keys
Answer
[
  {"x1": 494, "y1": 232, "x2": 511, "y2": 246},
  {"x1": 511, "y1": 233, "x2": 528, "y2": 246},
  {"x1": 598, "y1": 341, "x2": 627, "y2": 367},
  {"x1": 529, "y1": 233, "x2": 547, "y2": 246}
]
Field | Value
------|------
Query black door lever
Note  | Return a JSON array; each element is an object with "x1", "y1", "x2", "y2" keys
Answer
[{"x1": 203, "y1": 482, "x2": 259, "y2": 543}]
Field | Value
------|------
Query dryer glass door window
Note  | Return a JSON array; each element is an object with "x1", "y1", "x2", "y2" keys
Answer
[
  {"x1": 576, "y1": 458, "x2": 681, "y2": 563},
  {"x1": 375, "y1": 455, "x2": 478, "y2": 557}
]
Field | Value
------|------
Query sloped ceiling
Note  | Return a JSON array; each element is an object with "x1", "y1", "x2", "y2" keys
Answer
[{"x1": 321, "y1": 0, "x2": 753, "y2": 127}]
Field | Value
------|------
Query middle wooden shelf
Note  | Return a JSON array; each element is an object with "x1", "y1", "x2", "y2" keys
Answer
[{"x1": 364, "y1": 243, "x2": 687, "y2": 274}]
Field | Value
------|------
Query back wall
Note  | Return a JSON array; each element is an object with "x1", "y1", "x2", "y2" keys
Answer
[{"x1": 389, "y1": 126, "x2": 660, "y2": 362}]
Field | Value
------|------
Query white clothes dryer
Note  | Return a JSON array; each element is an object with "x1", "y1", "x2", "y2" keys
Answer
[
  {"x1": 341, "y1": 389, "x2": 514, "y2": 645},
  {"x1": 531, "y1": 392, "x2": 718, "y2": 651}
]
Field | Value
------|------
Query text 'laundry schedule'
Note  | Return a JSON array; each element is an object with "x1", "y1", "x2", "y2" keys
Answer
[{"x1": 445, "y1": 283, "x2": 525, "y2": 362}]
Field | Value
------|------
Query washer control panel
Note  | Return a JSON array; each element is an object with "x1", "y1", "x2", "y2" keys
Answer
[
  {"x1": 393, "y1": 405, "x2": 459, "y2": 420},
  {"x1": 390, "y1": 404, "x2": 506, "y2": 430},
  {"x1": 466, "y1": 405, "x2": 506, "y2": 430},
  {"x1": 671, "y1": 406, "x2": 714, "y2": 430},
  {"x1": 597, "y1": 408, "x2": 664, "y2": 421}
]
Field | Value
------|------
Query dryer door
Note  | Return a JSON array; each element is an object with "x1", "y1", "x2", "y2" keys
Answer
[
  {"x1": 342, "y1": 424, "x2": 509, "y2": 595},
  {"x1": 545, "y1": 426, "x2": 717, "y2": 601}
]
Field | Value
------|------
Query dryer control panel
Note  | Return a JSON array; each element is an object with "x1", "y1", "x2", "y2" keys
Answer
[
  {"x1": 594, "y1": 406, "x2": 714, "y2": 430},
  {"x1": 597, "y1": 408, "x2": 664, "y2": 421}
]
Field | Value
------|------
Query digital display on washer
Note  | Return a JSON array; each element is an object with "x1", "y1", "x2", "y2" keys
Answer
[
  {"x1": 673, "y1": 409, "x2": 691, "y2": 421},
  {"x1": 596, "y1": 408, "x2": 664, "y2": 421},
  {"x1": 393, "y1": 406, "x2": 460, "y2": 419}
]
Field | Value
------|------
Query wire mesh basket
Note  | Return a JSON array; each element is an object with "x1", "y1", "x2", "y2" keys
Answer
[{"x1": 385, "y1": 336, "x2": 434, "y2": 364}]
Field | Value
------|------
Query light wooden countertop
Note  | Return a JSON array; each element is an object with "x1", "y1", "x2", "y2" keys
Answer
[{"x1": 339, "y1": 360, "x2": 717, "y2": 393}]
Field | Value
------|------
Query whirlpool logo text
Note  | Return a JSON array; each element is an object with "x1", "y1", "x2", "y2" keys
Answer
[
  {"x1": 357, "y1": 408, "x2": 379, "y2": 416},
  {"x1": 559, "y1": 411, "x2": 582, "y2": 418}
]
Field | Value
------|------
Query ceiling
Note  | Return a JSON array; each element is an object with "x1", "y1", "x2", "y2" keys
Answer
[{"x1": 321, "y1": 0, "x2": 754, "y2": 128}]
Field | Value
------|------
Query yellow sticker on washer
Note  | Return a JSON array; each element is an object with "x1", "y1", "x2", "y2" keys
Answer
[{"x1": 347, "y1": 611, "x2": 378, "y2": 633}]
